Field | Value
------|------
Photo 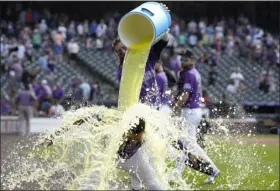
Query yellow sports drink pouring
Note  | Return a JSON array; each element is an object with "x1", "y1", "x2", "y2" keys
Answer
[{"x1": 117, "y1": 2, "x2": 171, "y2": 110}]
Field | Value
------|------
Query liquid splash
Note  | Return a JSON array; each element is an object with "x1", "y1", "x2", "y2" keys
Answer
[
  {"x1": 1, "y1": 104, "x2": 191, "y2": 190},
  {"x1": 1, "y1": 105, "x2": 278, "y2": 190}
]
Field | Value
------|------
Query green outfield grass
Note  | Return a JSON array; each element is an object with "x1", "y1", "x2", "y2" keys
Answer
[
  {"x1": 26, "y1": 134, "x2": 279, "y2": 190},
  {"x1": 181, "y1": 135, "x2": 279, "y2": 190}
]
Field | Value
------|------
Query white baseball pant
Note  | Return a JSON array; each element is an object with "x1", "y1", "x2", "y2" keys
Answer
[
  {"x1": 177, "y1": 107, "x2": 218, "y2": 173},
  {"x1": 181, "y1": 108, "x2": 202, "y2": 141},
  {"x1": 117, "y1": 149, "x2": 163, "y2": 190}
]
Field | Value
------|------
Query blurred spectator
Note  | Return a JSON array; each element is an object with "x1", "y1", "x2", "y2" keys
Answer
[
  {"x1": 83, "y1": 20, "x2": 89, "y2": 36},
  {"x1": 96, "y1": 37, "x2": 104, "y2": 50},
  {"x1": 22, "y1": 67, "x2": 36, "y2": 87},
  {"x1": 206, "y1": 25, "x2": 215, "y2": 45},
  {"x1": 230, "y1": 67, "x2": 244, "y2": 87},
  {"x1": 199, "y1": 19, "x2": 207, "y2": 34},
  {"x1": 15, "y1": 84, "x2": 36, "y2": 135},
  {"x1": 276, "y1": 46, "x2": 280, "y2": 67},
  {"x1": 47, "y1": 56, "x2": 56, "y2": 72},
  {"x1": 1, "y1": 36, "x2": 9, "y2": 58},
  {"x1": 67, "y1": 21, "x2": 76, "y2": 40},
  {"x1": 79, "y1": 80, "x2": 91, "y2": 102},
  {"x1": 49, "y1": 100, "x2": 65, "y2": 117},
  {"x1": 38, "y1": 53, "x2": 48, "y2": 70},
  {"x1": 171, "y1": 20, "x2": 180, "y2": 36},
  {"x1": 89, "y1": 81, "x2": 100, "y2": 103},
  {"x1": 226, "y1": 31, "x2": 235, "y2": 56},
  {"x1": 42, "y1": 79, "x2": 52, "y2": 95},
  {"x1": 17, "y1": 39, "x2": 26, "y2": 61},
  {"x1": 40, "y1": 97, "x2": 52, "y2": 116},
  {"x1": 208, "y1": 67, "x2": 217, "y2": 86},
  {"x1": 67, "y1": 39, "x2": 80, "y2": 64},
  {"x1": 166, "y1": 32, "x2": 177, "y2": 54},
  {"x1": 85, "y1": 36, "x2": 93, "y2": 49},
  {"x1": 32, "y1": 81, "x2": 40, "y2": 97},
  {"x1": 7, "y1": 21, "x2": 15, "y2": 37},
  {"x1": 1, "y1": 6, "x2": 279, "y2": 117},
  {"x1": 226, "y1": 79, "x2": 238, "y2": 94},
  {"x1": 52, "y1": 83, "x2": 64, "y2": 101},
  {"x1": 90, "y1": 20, "x2": 98, "y2": 38},
  {"x1": 96, "y1": 19, "x2": 107, "y2": 38},
  {"x1": 209, "y1": 49, "x2": 218, "y2": 67},
  {"x1": 32, "y1": 28, "x2": 41, "y2": 50},
  {"x1": 25, "y1": 8, "x2": 32, "y2": 24},
  {"x1": 38, "y1": 79, "x2": 52, "y2": 108},
  {"x1": 259, "y1": 76, "x2": 270, "y2": 93},
  {"x1": 187, "y1": 20, "x2": 197, "y2": 33},
  {"x1": 258, "y1": 69, "x2": 276, "y2": 93},
  {"x1": 7, "y1": 70, "x2": 19, "y2": 102},
  {"x1": 77, "y1": 22, "x2": 84, "y2": 39},
  {"x1": 177, "y1": 31, "x2": 187, "y2": 46},
  {"x1": 58, "y1": 23, "x2": 67, "y2": 40},
  {"x1": 188, "y1": 31, "x2": 198, "y2": 48},
  {"x1": 39, "y1": 19, "x2": 48, "y2": 34},
  {"x1": 53, "y1": 31, "x2": 64, "y2": 63},
  {"x1": 10, "y1": 57, "x2": 23, "y2": 80},
  {"x1": 167, "y1": 53, "x2": 181, "y2": 80},
  {"x1": 19, "y1": 9, "x2": 26, "y2": 24},
  {"x1": 215, "y1": 22, "x2": 224, "y2": 39},
  {"x1": 214, "y1": 38, "x2": 223, "y2": 55},
  {"x1": 1, "y1": 99, "x2": 10, "y2": 115},
  {"x1": 196, "y1": 53, "x2": 205, "y2": 72},
  {"x1": 72, "y1": 79, "x2": 83, "y2": 108}
]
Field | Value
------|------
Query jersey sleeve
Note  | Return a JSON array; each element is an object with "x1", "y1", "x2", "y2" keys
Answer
[{"x1": 183, "y1": 73, "x2": 195, "y2": 93}]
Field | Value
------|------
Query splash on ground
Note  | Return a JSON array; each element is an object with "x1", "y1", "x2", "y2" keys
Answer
[{"x1": 1, "y1": 104, "x2": 278, "y2": 190}]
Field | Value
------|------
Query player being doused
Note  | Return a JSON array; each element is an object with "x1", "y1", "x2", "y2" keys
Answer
[{"x1": 116, "y1": 117, "x2": 221, "y2": 190}]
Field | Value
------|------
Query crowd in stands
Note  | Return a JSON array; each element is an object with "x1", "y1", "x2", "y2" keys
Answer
[
  {"x1": 1, "y1": 5, "x2": 279, "y2": 120},
  {"x1": 164, "y1": 14, "x2": 279, "y2": 96},
  {"x1": 1, "y1": 8, "x2": 103, "y2": 117}
]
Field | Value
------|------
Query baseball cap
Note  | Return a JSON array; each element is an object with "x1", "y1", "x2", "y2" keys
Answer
[{"x1": 180, "y1": 48, "x2": 194, "y2": 59}]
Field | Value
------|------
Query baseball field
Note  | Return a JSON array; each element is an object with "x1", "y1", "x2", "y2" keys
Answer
[
  {"x1": 1, "y1": 134, "x2": 279, "y2": 190},
  {"x1": 181, "y1": 134, "x2": 279, "y2": 190}
]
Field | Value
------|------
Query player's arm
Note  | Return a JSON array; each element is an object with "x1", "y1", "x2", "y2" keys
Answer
[
  {"x1": 173, "y1": 92, "x2": 189, "y2": 114},
  {"x1": 175, "y1": 92, "x2": 189, "y2": 108}
]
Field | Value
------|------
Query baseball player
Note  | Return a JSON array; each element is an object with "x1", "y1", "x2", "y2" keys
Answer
[{"x1": 173, "y1": 48, "x2": 220, "y2": 183}]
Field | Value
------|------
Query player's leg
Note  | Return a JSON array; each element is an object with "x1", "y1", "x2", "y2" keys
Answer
[
  {"x1": 134, "y1": 149, "x2": 163, "y2": 190},
  {"x1": 181, "y1": 108, "x2": 202, "y2": 140},
  {"x1": 175, "y1": 108, "x2": 200, "y2": 174},
  {"x1": 173, "y1": 139, "x2": 220, "y2": 183},
  {"x1": 117, "y1": 149, "x2": 163, "y2": 190},
  {"x1": 131, "y1": 172, "x2": 141, "y2": 191}
]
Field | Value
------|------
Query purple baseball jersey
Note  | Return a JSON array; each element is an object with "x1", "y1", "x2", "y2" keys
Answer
[
  {"x1": 177, "y1": 67, "x2": 202, "y2": 108},
  {"x1": 53, "y1": 88, "x2": 64, "y2": 100},
  {"x1": 155, "y1": 71, "x2": 170, "y2": 105},
  {"x1": 16, "y1": 90, "x2": 36, "y2": 106},
  {"x1": 117, "y1": 40, "x2": 168, "y2": 106}
]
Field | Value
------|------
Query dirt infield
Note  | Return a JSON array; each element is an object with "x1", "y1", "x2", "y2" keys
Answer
[{"x1": 226, "y1": 135, "x2": 279, "y2": 145}]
